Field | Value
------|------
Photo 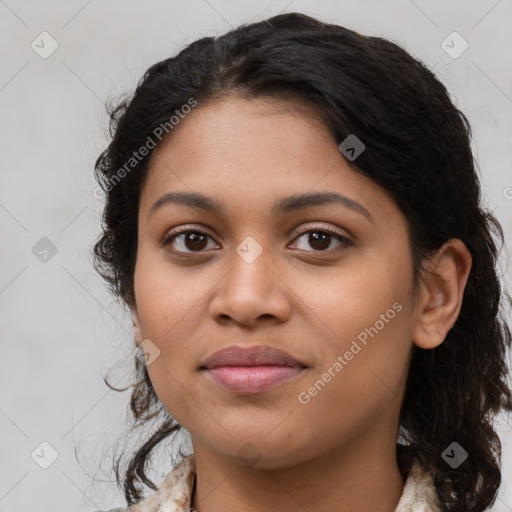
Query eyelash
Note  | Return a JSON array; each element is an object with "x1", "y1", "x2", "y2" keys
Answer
[{"x1": 161, "y1": 223, "x2": 353, "y2": 256}]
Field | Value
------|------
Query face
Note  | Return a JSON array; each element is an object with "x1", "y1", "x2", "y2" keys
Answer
[{"x1": 132, "y1": 96, "x2": 418, "y2": 469}]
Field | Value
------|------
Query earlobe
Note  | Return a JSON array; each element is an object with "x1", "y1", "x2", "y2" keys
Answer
[{"x1": 413, "y1": 239, "x2": 472, "y2": 350}]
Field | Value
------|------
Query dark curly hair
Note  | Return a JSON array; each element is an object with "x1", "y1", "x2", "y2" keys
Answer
[{"x1": 92, "y1": 12, "x2": 512, "y2": 512}]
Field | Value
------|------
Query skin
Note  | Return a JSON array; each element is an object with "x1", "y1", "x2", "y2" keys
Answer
[{"x1": 130, "y1": 96, "x2": 472, "y2": 512}]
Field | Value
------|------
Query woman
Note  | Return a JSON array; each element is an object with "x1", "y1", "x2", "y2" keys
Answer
[{"x1": 93, "y1": 12, "x2": 512, "y2": 512}]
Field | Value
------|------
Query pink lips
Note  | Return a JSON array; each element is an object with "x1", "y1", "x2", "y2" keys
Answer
[{"x1": 201, "y1": 345, "x2": 307, "y2": 394}]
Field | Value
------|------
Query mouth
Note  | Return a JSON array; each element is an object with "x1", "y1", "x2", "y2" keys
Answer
[{"x1": 200, "y1": 344, "x2": 308, "y2": 394}]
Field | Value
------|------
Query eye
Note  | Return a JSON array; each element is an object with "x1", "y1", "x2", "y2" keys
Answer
[
  {"x1": 162, "y1": 225, "x2": 219, "y2": 254},
  {"x1": 162, "y1": 223, "x2": 353, "y2": 256},
  {"x1": 289, "y1": 224, "x2": 353, "y2": 254}
]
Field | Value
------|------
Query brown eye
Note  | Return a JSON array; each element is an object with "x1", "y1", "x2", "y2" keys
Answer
[
  {"x1": 181, "y1": 232, "x2": 208, "y2": 251},
  {"x1": 162, "y1": 224, "x2": 352, "y2": 257},
  {"x1": 308, "y1": 231, "x2": 332, "y2": 251},
  {"x1": 163, "y1": 229, "x2": 218, "y2": 253},
  {"x1": 290, "y1": 227, "x2": 353, "y2": 253}
]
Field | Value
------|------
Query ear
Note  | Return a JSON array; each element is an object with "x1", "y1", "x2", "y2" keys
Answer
[
  {"x1": 130, "y1": 300, "x2": 143, "y2": 348},
  {"x1": 413, "y1": 238, "x2": 472, "y2": 349}
]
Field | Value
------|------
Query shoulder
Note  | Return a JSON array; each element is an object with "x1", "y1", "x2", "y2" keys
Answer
[
  {"x1": 94, "y1": 455, "x2": 195, "y2": 512},
  {"x1": 395, "y1": 458, "x2": 442, "y2": 512},
  {"x1": 125, "y1": 454, "x2": 196, "y2": 512}
]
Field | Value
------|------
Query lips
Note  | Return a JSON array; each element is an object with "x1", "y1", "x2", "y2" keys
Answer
[
  {"x1": 200, "y1": 345, "x2": 308, "y2": 394},
  {"x1": 201, "y1": 345, "x2": 305, "y2": 369}
]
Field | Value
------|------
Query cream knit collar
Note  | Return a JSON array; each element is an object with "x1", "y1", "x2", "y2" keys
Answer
[{"x1": 124, "y1": 454, "x2": 442, "y2": 512}]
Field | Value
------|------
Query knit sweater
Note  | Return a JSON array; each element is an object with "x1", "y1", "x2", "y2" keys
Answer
[{"x1": 100, "y1": 453, "x2": 442, "y2": 512}]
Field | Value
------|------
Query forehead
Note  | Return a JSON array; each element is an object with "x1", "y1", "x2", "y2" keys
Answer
[{"x1": 139, "y1": 97, "x2": 397, "y2": 223}]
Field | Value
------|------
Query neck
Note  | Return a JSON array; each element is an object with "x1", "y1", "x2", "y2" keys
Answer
[{"x1": 191, "y1": 433, "x2": 405, "y2": 512}]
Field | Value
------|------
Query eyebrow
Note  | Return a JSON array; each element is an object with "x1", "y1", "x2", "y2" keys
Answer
[{"x1": 148, "y1": 191, "x2": 373, "y2": 222}]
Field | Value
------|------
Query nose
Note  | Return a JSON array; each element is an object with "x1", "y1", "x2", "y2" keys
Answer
[{"x1": 208, "y1": 244, "x2": 291, "y2": 328}]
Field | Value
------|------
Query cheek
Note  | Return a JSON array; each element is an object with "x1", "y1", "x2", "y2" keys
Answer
[
  {"x1": 298, "y1": 253, "x2": 412, "y2": 343},
  {"x1": 132, "y1": 251, "x2": 208, "y2": 404},
  {"x1": 294, "y1": 245, "x2": 414, "y2": 394},
  {"x1": 133, "y1": 246, "x2": 209, "y2": 338}
]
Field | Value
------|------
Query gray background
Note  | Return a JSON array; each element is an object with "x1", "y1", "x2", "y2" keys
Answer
[{"x1": 1, "y1": 1, "x2": 511, "y2": 511}]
